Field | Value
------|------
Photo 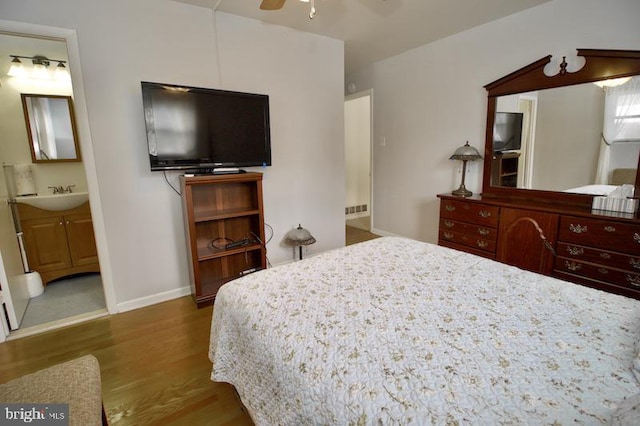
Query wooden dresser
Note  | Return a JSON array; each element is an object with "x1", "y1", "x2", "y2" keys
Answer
[{"x1": 437, "y1": 194, "x2": 640, "y2": 300}]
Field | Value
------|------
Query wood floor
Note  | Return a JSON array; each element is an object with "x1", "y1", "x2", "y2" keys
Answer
[
  {"x1": 0, "y1": 227, "x2": 381, "y2": 425},
  {"x1": 0, "y1": 296, "x2": 253, "y2": 425},
  {"x1": 346, "y1": 225, "x2": 381, "y2": 245}
]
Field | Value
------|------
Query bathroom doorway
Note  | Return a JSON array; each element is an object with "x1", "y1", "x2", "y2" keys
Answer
[{"x1": 0, "y1": 29, "x2": 111, "y2": 337}]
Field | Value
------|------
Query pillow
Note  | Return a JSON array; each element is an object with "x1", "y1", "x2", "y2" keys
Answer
[{"x1": 611, "y1": 394, "x2": 640, "y2": 426}]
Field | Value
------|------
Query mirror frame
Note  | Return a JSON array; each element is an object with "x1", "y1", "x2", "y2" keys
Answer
[
  {"x1": 21, "y1": 93, "x2": 82, "y2": 163},
  {"x1": 482, "y1": 49, "x2": 640, "y2": 207}
]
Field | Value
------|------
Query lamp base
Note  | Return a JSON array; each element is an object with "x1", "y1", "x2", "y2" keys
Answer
[{"x1": 452, "y1": 185, "x2": 472, "y2": 197}]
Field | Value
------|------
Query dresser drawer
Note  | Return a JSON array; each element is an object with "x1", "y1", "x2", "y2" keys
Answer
[
  {"x1": 556, "y1": 242, "x2": 640, "y2": 273},
  {"x1": 439, "y1": 219, "x2": 497, "y2": 241},
  {"x1": 440, "y1": 199, "x2": 499, "y2": 227},
  {"x1": 439, "y1": 229, "x2": 496, "y2": 253},
  {"x1": 558, "y1": 216, "x2": 640, "y2": 255},
  {"x1": 555, "y1": 257, "x2": 640, "y2": 290}
]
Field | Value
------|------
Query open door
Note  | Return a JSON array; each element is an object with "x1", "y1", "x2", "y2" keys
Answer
[{"x1": 0, "y1": 248, "x2": 28, "y2": 331}]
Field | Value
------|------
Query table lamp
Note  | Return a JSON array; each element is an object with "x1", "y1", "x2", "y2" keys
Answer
[{"x1": 449, "y1": 141, "x2": 483, "y2": 197}]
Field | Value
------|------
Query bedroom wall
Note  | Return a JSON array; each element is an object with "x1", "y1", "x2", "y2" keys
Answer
[
  {"x1": 0, "y1": 0, "x2": 345, "y2": 309},
  {"x1": 532, "y1": 84, "x2": 603, "y2": 191},
  {"x1": 346, "y1": 0, "x2": 640, "y2": 243}
]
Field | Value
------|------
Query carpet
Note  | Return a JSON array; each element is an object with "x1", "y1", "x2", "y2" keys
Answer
[{"x1": 20, "y1": 273, "x2": 106, "y2": 329}]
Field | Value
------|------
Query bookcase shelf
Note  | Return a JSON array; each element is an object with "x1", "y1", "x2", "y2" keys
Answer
[{"x1": 180, "y1": 173, "x2": 266, "y2": 308}]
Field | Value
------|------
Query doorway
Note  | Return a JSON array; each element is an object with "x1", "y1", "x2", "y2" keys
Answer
[
  {"x1": 0, "y1": 25, "x2": 114, "y2": 339},
  {"x1": 344, "y1": 90, "x2": 377, "y2": 245}
]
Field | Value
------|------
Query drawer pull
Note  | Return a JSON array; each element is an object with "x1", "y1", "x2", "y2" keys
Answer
[
  {"x1": 565, "y1": 261, "x2": 582, "y2": 272},
  {"x1": 569, "y1": 224, "x2": 588, "y2": 234},
  {"x1": 478, "y1": 210, "x2": 491, "y2": 218},
  {"x1": 603, "y1": 226, "x2": 616, "y2": 233},
  {"x1": 477, "y1": 240, "x2": 488, "y2": 249},
  {"x1": 566, "y1": 246, "x2": 584, "y2": 256},
  {"x1": 627, "y1": 275, "x2": 640, "y2": 288},
  {"x1": 444, "y1": 220, "x2": 455, "y2": 228},
  {"x1": 600, "y1": 253, "x2": 612, "y2": 260},
  {"x1": 635, "y1": 233, "x2": 640, "y2": 244},
  {"x1": 445, "y1": 205, "x2": 456, "y2": 212},
  {"x1": 598, "y1": 268, "x2": 609, "y2": 275},
  {"x1": 477, "y1": 228, "x2": 490, "y2": 236},
  {"x1": 630, "y1": 259, "x2": 640, "y2": 270},
  {"x1": 443, "y1": 232, "x2": 454, "y2": 240}
]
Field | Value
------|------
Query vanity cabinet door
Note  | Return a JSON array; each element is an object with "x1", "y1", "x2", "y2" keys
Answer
[
  {"x1": 65, "y1": 213, "x2": 99, "y2": 267},
  {"x1": 22, "y1": 216, "x2": 72, "y2": 272},
  {"x1": 497, "y1": 208, "x2": 559, "y2": 275}
]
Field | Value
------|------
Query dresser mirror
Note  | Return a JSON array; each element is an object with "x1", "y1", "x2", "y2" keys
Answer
[
  {"x1": 482, "y1": 49, "x2": 640, "y2": 206},
  {"x1": 21, "y1": 94, "x2": 81, "y2": 163}
]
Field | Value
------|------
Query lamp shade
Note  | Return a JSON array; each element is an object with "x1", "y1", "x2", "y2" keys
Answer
[
  {"x1": 284, "y1": 224, "x2": 316, "y2": 246},
  {"x1": 449, "y1": 141, "x2": 483, "y2": 161}
]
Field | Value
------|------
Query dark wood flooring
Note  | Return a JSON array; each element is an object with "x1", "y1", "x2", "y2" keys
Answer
[{"x1": 0, "y1": 297, "x2": 253, "y2": 425}]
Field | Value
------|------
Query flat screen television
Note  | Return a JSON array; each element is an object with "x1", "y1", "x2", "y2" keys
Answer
[
  {"x1": 141, "y1": 81, "x2": 271, "y2": 171},
  {"x1": 493, "y1": 112, "x2": 524, "y2": 152}
]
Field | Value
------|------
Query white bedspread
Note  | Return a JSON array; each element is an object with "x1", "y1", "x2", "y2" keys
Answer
[{"x1": 209, "y1": 237, "x2": 640, "y2": 425}]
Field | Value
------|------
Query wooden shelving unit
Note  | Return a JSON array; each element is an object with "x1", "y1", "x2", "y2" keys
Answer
[
  {"x1": 491, "y1": 151, "x2": 520, "y2": 187},
  {"x1": 180, "y1": 173, "x2": 266, "y2": 308}
]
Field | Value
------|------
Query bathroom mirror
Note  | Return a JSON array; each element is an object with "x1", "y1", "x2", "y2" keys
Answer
[{"x1": 21, "y1": 94, "x2": 81, "y2": 162}]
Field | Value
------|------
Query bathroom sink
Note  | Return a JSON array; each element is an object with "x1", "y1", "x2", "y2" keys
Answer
[{"x1": 15, "y1": 192, "x2": 89, "y2": 211}]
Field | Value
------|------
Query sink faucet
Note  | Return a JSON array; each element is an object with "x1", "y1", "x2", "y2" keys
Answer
[
  {"x1": 64, "y1": 185, "x2": 75, "y2": 193},
  {"x1": 48, "y1": 185, "x2": 64, "y2": 194}
]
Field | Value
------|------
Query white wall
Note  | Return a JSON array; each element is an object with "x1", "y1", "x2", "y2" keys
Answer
[
  {"x1": 346, "y1": 0, "x2": 640, "y2": 243},
  {"x1": 533, "y1": 84, "x2": 603, "y2": 190},
  {"x1": 0, "y1": 0, "x2": 345, "y2": 308}
]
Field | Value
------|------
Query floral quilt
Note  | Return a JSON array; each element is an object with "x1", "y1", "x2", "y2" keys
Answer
[{"x1": 209, "y1": 237, "x2": 640, "y2": 425}]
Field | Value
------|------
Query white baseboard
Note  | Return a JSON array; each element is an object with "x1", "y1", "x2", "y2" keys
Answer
[
  {"x1": 371, "y1": 227, "x2": 401, "y2": 238},
  {"x1": 117, "y1": 285, "x2": 191, "y2": 313}
]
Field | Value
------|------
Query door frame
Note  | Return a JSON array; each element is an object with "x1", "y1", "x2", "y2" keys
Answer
[
  {"x1": 0, "y1": 19, "x2": 118, "y2": 327},
  {"x1": 345, "y1": 89, "x2": 374, "y2": 232}
]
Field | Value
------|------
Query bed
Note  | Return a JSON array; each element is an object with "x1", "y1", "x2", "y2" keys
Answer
[{"x1": 209, "y1": 237, "x2": 640, "y2": 425}]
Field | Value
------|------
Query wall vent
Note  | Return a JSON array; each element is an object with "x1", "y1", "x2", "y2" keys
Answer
[{"x1": 345, "y1": 204, "x2": 368, "y2": 215}]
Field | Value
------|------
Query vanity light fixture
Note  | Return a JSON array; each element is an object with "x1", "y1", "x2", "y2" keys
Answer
[
  {"x1": 449, "y1": 141, "x2": 483, "y2": 197},
  {"x1": 7, "y1": 55, "x2": 70, "y2": 81}
]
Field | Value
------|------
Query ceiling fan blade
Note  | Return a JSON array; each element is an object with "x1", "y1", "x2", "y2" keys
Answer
[{"x1": 260, "y1": 0, "x2": 286, "y2": 10}]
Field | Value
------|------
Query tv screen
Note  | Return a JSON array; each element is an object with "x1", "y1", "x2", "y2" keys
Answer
[
  {"x1": 141, "y1": 82, "x2": 271, "y2": 171},
  {"x1": 493, "y1": 112, "x2": 523, "y2": 152}
]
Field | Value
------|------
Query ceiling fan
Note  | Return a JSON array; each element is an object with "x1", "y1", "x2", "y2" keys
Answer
[{"x1": 260, "y1": 0, "x2": 317, "y2": 19}]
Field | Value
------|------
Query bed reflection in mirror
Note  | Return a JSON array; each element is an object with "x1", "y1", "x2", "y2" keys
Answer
[
  {"x1": 490, "y1": 76, "x2": 640, "y2": 195},
  {"x1": 21, "y1": 94, "x2": 81, "y2": 163}
]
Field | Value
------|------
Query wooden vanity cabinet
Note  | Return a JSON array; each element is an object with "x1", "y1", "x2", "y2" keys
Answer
[
  {"x1": 181, "y1": 173, "x2": 266, "y2": 308},
  {"x1": 18, "y1": 202, "x2": 100, "y2": 285},
  {"x1": 437, "y1": 194, "x2": 640, "y2": 299}
]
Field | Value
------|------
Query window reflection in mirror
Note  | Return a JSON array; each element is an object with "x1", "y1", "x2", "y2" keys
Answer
[
  {"x1": 21, "y1": 94, "x2": 81, "y2": 163},
  {"x1": 491, "y1": 77, "x2": 640, "y2": 195}
]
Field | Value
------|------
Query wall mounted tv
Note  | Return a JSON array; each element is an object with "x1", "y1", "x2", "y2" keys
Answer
[
  {"x1": 493, "y1": 112, "x2": 524, "y2": 152},
  {"x1": 141, "y1": 81, "x2": 271, "y2": 171}
]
